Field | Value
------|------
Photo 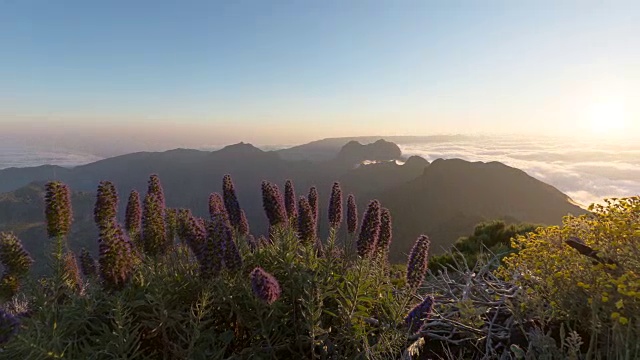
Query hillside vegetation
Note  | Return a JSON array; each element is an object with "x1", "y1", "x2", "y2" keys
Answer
[{"x1": 0, "y1": 174, "x2": 636, "y2": 359}]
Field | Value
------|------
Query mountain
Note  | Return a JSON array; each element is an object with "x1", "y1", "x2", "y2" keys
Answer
[
  {"x1": 276, "y1": 135, "x2": 472, "y2": 162},
  {"x1": 0, "y1": 165, "x2": 72, "y2": 193},
  {"x1": 333, "y1": 139, "x2": 402, "y2": 165},
  {"x1": 0, "y1": 139, "x2": 585, "y2": 270},
  {"x1": 379, "y1": 158, "x2": 586, "y2": 262}
]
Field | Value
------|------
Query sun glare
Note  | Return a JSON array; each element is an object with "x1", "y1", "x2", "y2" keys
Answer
[{"x1": 587, "y1": 101, "x2": 627, "y2": 135}]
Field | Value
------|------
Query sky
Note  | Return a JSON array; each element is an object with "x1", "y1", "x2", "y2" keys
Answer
[{"x1": 1, "y1": 0, "x2": 639, "y2": 149}]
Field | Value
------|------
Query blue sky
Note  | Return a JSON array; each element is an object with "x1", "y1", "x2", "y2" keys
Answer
[{"x1": 1, "y1": 0, "x2": 638, "y2": 146}]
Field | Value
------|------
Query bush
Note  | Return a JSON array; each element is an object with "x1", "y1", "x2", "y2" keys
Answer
[
  {"x1": 499, "y1": 197, "x2": 640, "y2": 359},
  {"x1": 429, "y1": 221, "x2": 538, "y2": 272}
]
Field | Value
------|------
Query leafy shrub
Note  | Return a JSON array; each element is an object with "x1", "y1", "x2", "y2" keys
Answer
[
  {"x1": 429, "y1": 220, "x2": 538, "y2": 272},
  {"x1": 499, "y1": 197, "x2": 640, "y2": 359}
]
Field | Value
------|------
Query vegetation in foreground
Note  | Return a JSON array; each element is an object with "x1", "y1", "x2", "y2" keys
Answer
[{"x1": 0, "y1": 174, "x2": 637, "y2": 359}]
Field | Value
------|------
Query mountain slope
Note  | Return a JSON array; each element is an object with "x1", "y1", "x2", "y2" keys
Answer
[{"x1": 378, "y1": 158, "x2": 586, "y2": 262}]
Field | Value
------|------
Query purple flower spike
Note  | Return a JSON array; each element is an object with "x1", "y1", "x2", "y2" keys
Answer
[
  {"x1": 201, "y1": 221, "x2": 224, "y2": 278},
  {"x1": 0, "y1": 232, "x2": 33, "y2": 277},
  {"x1": 124, "y1": 190, "x2": 142, "y2": 243},
  {"x1": 307, "y1": 186, "x2": 319, "y2": 225},
  {"x1": 177, "y1": 213, "x2": 207, "y2": 263},
  {"x1": 147, "y1": 174, "x2": 165, "y2": 207},
  {"x1": 237, "y1": 210, "x2": 250, "y2": 236},
  {"x1": 0, "y1": 309, "x2": 20, "y2": 345},
  {"x1": 141, "y1": 192, "x2": 167, "y2": 256},
  {"x1": 215, "y1": 218, "x2": 242, "y2": 273},
  {"x1": 261, "y1": 181, "x2": 287, "y2": 227},
  {"x1": 346, "y1": 194, "x2": 358, "y2": 235},
  {"x1": 94, "y1": 181, "x2": 118, "y2": 229},
  {"x1": 79, "y1": 248, "x2": 97, "y2": 277},
  {"x1": 297, "y1": 197, "x2": 316, "y2": 245},
  {"x1": 222, "y1": 174, "x2": 243, "y2": 230},
  {"x1": 406, "y1": 235, "x2": 431, "y2": 291},
  {"x1": 246, "y1": 234, "x2": 258, "y2": 252},
  {"x1": 405, "y1": 295, "x2": 434, "y2": 334},
  {"x1": 250, "y1": 267, "x2": 281, "y2": 305},
  {"x1": 208, "y1": 192, "x2": 227, "y2": 221},
  {"x1": 284, "y1": 180, "x2": 298, "y2": 222},
  {"x1": 63, "y1": 251, "x2": 82, "y2": 290},
  {"x1": 98, "y1": 222, "x2": 135, "y2": 289},
  {"x1": 357, "y1": 200, "x2": 381, "y2": 258},
  {"x1": 44, "y1": 181, "x2": 73, "y2": 238},
  {"x1": 375, "y1": 208, "x2": 392, "y2": 259},
  {"x1": 328, "y1": 182, "x2": 343, "y2": 230}
]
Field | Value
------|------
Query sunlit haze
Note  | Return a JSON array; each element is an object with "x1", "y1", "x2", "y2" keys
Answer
[{"x1": 1, "y1": 1, "x2": 638, "y2": 150}]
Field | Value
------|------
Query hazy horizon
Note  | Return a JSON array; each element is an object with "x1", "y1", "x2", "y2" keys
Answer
[
  {"x1": 2, "y1": 135, "x2": 639, "y2": 209},
  {"x1": 2, "y1": 1, "x2": 639, "y2": 146}
]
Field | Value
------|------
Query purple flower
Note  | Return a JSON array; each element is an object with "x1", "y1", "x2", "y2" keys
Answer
[
  {"x1": 375, "y1": 208, "x2": 392, "y2": 259},
  {"x1": 238, "y1": 210, "x2": 250, "y2": 236},
  {"x1": 208, "y1": 192, "x2": 227, "y2": 221},
  {"x1": 200, "y1": 221, "x2": 224, "y2": 278},
  {"x1": 94, "y1": 181, "x2": 118, "y2": 230},
  {"x1": 328, "y1": 182, "x2": 343, "y2": 230},
  {"x1": 44, "y1": 181, "x2": 73, "y2": 238},
  {"x1": 246, "y1": 234, "x2": 258, "y2": 252},
  {"x1": 357, "y1": 200, "x2": 381, "y2": 258},
  {"x1": 223, "y1": 174, "x2": 243, "y2": 230},
  {"x1": 406, "y1": 235, "x2": 431, "y2": 291},
  {"x1": 261, "y1": 181, "x2": 288, "y2": 227},
  {"x1": 141, "y1": 192, "x2": 167, "y2": 256},
  {"x1": 63, "y1": 251, "x2": 82, "y2": 290},
  {"x1": 176, "y1": 212, "x2": 206, "y2": 262},
  {"x1": 0, "y1": 309, "x2": 20, "y2": 345},
  {"x1": 124, "y1": 190, "x2": 142, "y2": 243},
  {"x1": 307, "y1": 186, "x2": 319, "y2": 225},
  {"x1": 79, "y1": 248, "x2": 97, "y2": 278},
  {"x1": 0, "y1": 275, "x2": 18, "y2": 301},
  {"x1": 250, "y1": 267, "x2": 281, "y2": 305},
  {"x1": 147, "y1": 174, "x2": 165, "y2": 207},
  {"x1": 165, "y1": 208, "x2": 178, "y2": 248},
  {"x1": 98, "y1": 221, "x2": 135, "y2": 289},
  {"x1": 0, "y1": 232, "x2": 33, "y2": 276},
  {"x1": 346, "y1": 194, "x2": 358, "y2": 235},
  {"x1": 297, "y1": 197, "x2": 316, "y2": 245},
  {"x1": 404, "y1": 295, "x2": 434, "y2": 334},
  {"x1": 284, "y1": 180, "x2": 298, "y2": 222},
  {"x1": 214, "y1": 218, "x2": 242, "y2": 273}
]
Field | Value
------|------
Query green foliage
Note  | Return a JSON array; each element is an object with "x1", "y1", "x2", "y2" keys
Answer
[{"x1": 429, "y1": 220, "x2": 538, "y2": 271}]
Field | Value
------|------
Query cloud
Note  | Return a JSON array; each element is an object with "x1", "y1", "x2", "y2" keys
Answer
[
  {"x1": 398, "y1": 136, "x2": 640, "y2": 208},
  {"x1": 0, "y1": 142, "x2": 102, "y2": 169}
]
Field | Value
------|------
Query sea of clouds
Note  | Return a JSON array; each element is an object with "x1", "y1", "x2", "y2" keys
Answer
[
  {"x1": 397, "y1": 136, "x2": 640, "y2": 208},
  {"x1": 0, "y1": 143, "x2": 102, "y2": 170}
]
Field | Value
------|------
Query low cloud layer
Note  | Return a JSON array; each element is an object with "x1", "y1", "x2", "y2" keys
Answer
[
  {"x1": 398, "y1": 136, "x2": 640, "y2": 208},
  {"x1": 0, "y1": 143, "x2": 102, "y2": 170}
]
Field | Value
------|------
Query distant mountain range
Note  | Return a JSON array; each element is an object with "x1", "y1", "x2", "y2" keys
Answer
[{"x1": 0, "y1": 138, "x2": 585, "y2": 270}]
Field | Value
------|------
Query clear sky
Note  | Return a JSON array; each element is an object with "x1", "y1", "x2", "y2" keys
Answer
[{"x1": 1, "y1": 0, "x2": 638, "y2": 148}]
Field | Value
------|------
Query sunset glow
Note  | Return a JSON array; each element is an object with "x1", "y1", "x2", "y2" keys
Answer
[{"x1": 587, "y1": 100, "x2": 628, "y2": 135}]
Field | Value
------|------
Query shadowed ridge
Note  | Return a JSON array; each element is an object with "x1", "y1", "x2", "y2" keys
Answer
[{"x1": 378, "y1": 157, "x2": 587, "y2": 262}]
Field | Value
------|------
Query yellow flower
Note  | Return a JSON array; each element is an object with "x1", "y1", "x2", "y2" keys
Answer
[
  {"x1": 619, "y1": 317, "x2": 629, "y2": 325},
  {"x1": 616, "y1": 299, "x2": 624, "y2": 309},
  {"x1": 611, "y1": 312, "x2": 620, "y2": 320}
]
